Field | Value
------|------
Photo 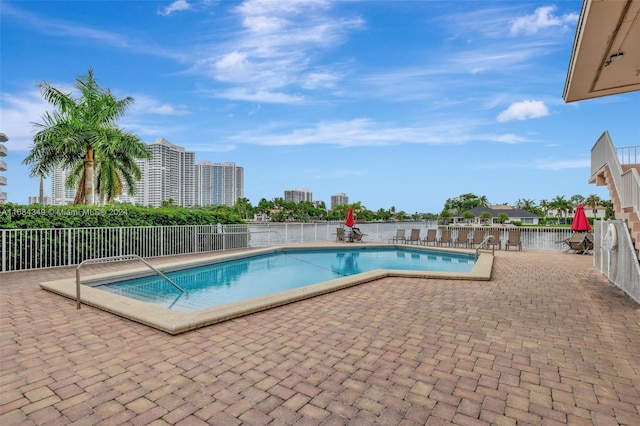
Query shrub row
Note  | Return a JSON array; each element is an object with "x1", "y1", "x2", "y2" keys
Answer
[{"x1": 0, "y1": 203, "x2": 244, "y2": 229}]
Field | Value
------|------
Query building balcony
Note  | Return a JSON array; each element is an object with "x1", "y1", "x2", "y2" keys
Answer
[
  {"x1": 0, "y1": 159, "x2": 6, "y2": 172},
  {"x1": 0, "y1": 176, "x2": 7, "y2": 185},
  {"x1": 0, "y1": 144, "x2": 6, "y2": 156}
]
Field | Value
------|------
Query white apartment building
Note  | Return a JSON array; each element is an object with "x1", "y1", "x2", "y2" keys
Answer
[
  {"x1": 51, "y1": 165, "x2": 77, "y2": 205},
  {"x1": 284, "y1": 187, "x2": 313, "y2": 203},
  {"x1": 331, "y1": 193, "x2": 349, "y2": 209},
  {"x1": 195, "y1": 161, "x2": 244, "y2": 207},
  {"x1": 29, "y1": 195, "x2": 52, "y2": 205},
  {"x1": 129, "y1": 138, "x2": 195, "y2": 207}
]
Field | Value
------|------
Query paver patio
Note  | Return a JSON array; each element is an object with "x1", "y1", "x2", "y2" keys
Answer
[{"x1": 1, "y1": 249, "x2": 639, "y2": 425}]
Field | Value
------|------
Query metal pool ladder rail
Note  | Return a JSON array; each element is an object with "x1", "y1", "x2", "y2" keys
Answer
[
  {"x1": 475, "y1": 235, "x2": 496, "y2": 258},
  {"x1": 75, "y1": 254, "x2": 187, "y2": 309}
]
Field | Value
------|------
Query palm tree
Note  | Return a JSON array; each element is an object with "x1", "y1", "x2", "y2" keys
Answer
[
  {"x1": 585, "y1": 194, "x2": 601, "y2": 219},
  {"x1": 477, "y1": 195, "x2": 490, "y2": 208},
  {"x1": 550, "y1": 195, "x2": 571, "y2": 223},
  {"x1": 24, "y1": 68, "x2": 150, "y2": 205}
]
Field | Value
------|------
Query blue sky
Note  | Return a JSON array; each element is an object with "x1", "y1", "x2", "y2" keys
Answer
[{"x1": 1, "y1": 0, "x2": 638, "y2": 213}]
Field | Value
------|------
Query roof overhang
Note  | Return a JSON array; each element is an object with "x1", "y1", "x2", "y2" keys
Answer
[{"x1": 563, "y1": 0, "x2": 640, "y2": 102}]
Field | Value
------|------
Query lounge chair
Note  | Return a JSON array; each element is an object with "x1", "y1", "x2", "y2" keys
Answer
[
  {"x1": 351, "y1": 227, "x2": 366, "y2": 242},
  {"x1": 584, "y1": 232, "x2": 594, "y2": 253},
  {"x1": 336, "y1": 227, "x2": 346, "y2": 242},
  {"x1": 406, "y1": 228, "x2": 421, "y2": 245},
  {"x1": 390, "y1": 229, "x2": 406, "y2": 244},
  {"x1": 452, "y1": 229, "x2": 469, "y2": 248},
  {"x1": 504, "y1": 229, "x2": 522, "y2": 251},
  {"x1": 487, "y1": 229, "x2": 501, "y2": 250},
  {"x1": 421, "y1": 229, "x2": 437, "y2": 246},
  {"x1": 563, "y1": 232, "x2": 592, "y2": 254},
  {"x1": 469, "y1": 230, "x2": 486, "y2": 248},
  {"x1": 438, "y1": 229, "x2": 452, "y2": 246}
]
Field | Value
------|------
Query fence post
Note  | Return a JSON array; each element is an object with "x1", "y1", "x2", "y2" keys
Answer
[
  {"x1": 67, "y1": 228, "x2": 72, "y2": 267},
  {"x1": 1, "y1": 229, "x2": 5, "y2": 272}
]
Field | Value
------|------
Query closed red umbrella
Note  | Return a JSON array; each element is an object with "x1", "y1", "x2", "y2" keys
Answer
[
  {"x1": 571, "y1": 203, "x2": 591, "y2": 231},
  {"x1": 344, "y1": 206, "x2": 355, "y2": 228}
]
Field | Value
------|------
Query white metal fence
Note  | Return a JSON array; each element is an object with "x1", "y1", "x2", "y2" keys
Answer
[
  {"x1": 0, "y1": 224, "x2": 249, "y2": 272},
  {"x1": 1, "y1": 222, "x2": 578, "y2": 273},
  {"x1": 594, "y1": 220, "x2": 640, "y2": 304}
]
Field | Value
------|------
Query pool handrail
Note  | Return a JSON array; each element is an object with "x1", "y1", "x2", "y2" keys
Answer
[
  {"x1": 475, "y1": 235, "x2": 496, "y2": 258},
  {"x1": 75, "y1": 254, "x2": 187, "y2": 309}
]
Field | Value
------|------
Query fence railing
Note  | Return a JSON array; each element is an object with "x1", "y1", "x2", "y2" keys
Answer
[
  {"x1": 1, "y1": 224, "x2": 249, "y2": 272},
  {"x1": 2, "y1": 223, "x2": 578, "y2": 273},
  {"x1": 594, "y1": 220, "x2": 640, "y2": 304},
  {"x1": 616, "y1": 145, "x2": 639, "y2": 165}
]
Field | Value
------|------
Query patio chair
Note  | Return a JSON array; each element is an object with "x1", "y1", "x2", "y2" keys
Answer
[
  {"x1": 421, "y1": 229, "x2": 437, "y2": 246},
  {"x1": 406, "y1": 228, "x2": 421, "y2": 245},
  {"x1": 336, "y1": 227, "x2": 347, "y2": 242},
  {"x1": 504, "y1": 229, "x2": 522, "y2": 251},
  {"x1": 469, "y1": 230, "x2": 486, "y2": 248},
  {"x1": 584, "y1": 232, "x2": 594, "y2": 253},
  {"x1": 390, "y1": 228, "x2": 406, "y2": 244},
  {"x1": 452, "y1": 229, "x2": 469, "y2": 248},
  {"x1": 351, "y1": 227, "x2": 366, "y2": 242},
  {"x1": 438, "y1": 229, "x2": 452, "y2": 246},
  {"x1": 563, "y1": 232, "x2": 591, "y2": 254},
  {"x1": 487, "y1": 229, "x2": 501, "y2": 250}
]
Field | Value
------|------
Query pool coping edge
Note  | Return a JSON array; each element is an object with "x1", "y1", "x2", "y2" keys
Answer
[{"x1": 39, "y1": 244, "x2": 493, "y2": 334}]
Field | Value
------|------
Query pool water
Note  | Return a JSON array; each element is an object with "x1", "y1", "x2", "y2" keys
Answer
[{"x1": 95, "y1": 247, "x2": 475, "y2": 312}]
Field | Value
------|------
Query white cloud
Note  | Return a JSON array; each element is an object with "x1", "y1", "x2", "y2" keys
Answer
[
  {"x1": 511, "y1": 6, "x2": 578, "y2": 35},
  {"x1": 494, "y1": 134, "x2": 532, "y2": 144},
  {"x1": 190, "y1": 0, "x2": 363, "y2": 102},
  {"x1": 497, "y1": 100, "x2": 549, "y2": 122},
  {"x1": 0, "y1": 90, "x2": 51, "y2": 151},
  {"x1": 534, "y1": 159, "x2": 590, "y2": 170},
  {"x1": 214, "y1": 88, "x2": 306, "y2": 103},
  {"x1": 227, "y1": 118, "x2": 531, "y2": 148},
  {"x1": 159, "y1": 0, "x2": 192, "y2": 16},
  {"x1": 129, "y1": 95, "x2": 190, "y2": 116}
]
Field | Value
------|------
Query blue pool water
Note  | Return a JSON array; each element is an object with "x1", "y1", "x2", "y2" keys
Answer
[{"x1": 95, "y1": 247, "x2": 475, "y2": 312}]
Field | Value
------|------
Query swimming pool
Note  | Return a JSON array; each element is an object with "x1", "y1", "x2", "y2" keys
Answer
[
  {"x1": 93, "y1": 247, "x2": 475, "y2": 312},
  {"x1": 40, "y1": 244, "x2": 494, "y2": 334}
]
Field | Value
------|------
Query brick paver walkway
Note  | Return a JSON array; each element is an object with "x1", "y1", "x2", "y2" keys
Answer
[{"x1": 1, "y1": 250, "x2": 639, "y2": 425}]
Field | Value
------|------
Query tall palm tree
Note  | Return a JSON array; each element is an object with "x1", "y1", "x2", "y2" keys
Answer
[
  {"x1": 24, "y1": 68, "x2": 150, "y2": 205},
  {"x1": 477, "y1": 195, "x2": 490, "y2": 208},
  {"x1": 539, "y1": 199, "x2": 550, "y2": 218},
  {"x1": 585, "y1": 194, "x2": 601, "y2": 219},
  {"x1": 550, "y1": 195, "x2": 570, "y2": 221}
]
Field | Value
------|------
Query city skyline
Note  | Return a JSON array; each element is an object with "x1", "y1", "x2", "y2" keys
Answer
[
  {"x1": 49, "y1": 138, "x2": 246, "y2": 208},
  {"x1": 1, "y1": 1, "x2": 638, "y2": 213}
]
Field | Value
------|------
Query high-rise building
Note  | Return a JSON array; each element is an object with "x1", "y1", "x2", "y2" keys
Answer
[
  {"x1": 195, "y1": 161, "x2": 244, "y2": 207},
  {"x1": 0, "y1": 133, "x2": 8, "y2": 203},
  {"x1": 284, "y1": 187, "x2": 312, "y2": 203},
  {"x1": 51, "y1": 165, "x2": 76, "y2": 205},
  {"x1": 130, "y1": 138, "x2": 195, "y2": 207},
  {"x1": 331, "y1": 193, "x2": 349, "y2": 209},
  {"x1": 29, "y1": 195, "x2": 52, "y2": 205}
]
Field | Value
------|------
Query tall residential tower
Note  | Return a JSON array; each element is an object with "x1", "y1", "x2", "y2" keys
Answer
[
  {"x1": 132, "y1": 138, "x2": 195, "y2": 207},
  {"x1": 195, "y1": 161, "x2": 244, "y2": 207}
]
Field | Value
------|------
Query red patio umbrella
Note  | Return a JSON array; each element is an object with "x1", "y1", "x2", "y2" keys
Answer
[
  {"x1": 571, "y1": 203, "x2": 591, "y2": 231},
  {"x1": 344, "y1": 206, "x2": 355, "y2": 228}
]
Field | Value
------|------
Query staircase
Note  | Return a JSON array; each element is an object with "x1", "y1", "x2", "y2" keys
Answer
[{"x1": 589, "y1": 131, "x2": 640, "y2": 259}]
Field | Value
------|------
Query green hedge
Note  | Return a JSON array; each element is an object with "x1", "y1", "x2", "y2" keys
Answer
[{"x1": 0, "y1": 203, "x2": 244, "y2": 229}]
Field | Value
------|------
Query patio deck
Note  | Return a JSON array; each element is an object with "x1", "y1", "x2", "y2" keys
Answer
[{"x1": 1, "y1": 249, "x2": 639, "y2": 425}]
